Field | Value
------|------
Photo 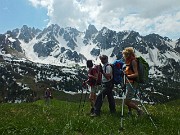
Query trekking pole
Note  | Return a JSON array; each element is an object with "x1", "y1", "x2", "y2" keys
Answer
[
  {"x1": 119, "y1": 73, "x2": 127, "y2": 131},
  {"x1": 78, "y1": 80, "x2": 87, "y2": 113},
  {"x1": 78, "y1": 87, "x2": 84, "y2": 114},
  {"x1": 125, "y1": 75, "x2": 158, "y2": 129},
  {"x1": 81, "y1": 86, "x2": 88, "y2": 112}
]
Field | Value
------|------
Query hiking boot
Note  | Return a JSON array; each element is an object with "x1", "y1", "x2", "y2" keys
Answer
[
  {"x1": 90, "y1": 113, "x2": 99, "y2": 117},
  {"x1": 137, "y1": 109, "x2": 143, "y2": 116},
  {"x1": 127, "y1": 111, "x2": 132, "y2": 117},
  {"x1": 90, "y1": 108, "x2": 94, "y2": 114}
]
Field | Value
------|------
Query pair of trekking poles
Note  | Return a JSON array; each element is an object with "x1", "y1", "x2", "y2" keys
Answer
[
  {"x1": 119, "y1": 72, "x2": 157, "y2": 131},
  {"x1": 78, "y1": 81, "x2": 89, "y2": 114},
  {"x1": 78, "y1": 74, "x2": 157, "y2": 131}
]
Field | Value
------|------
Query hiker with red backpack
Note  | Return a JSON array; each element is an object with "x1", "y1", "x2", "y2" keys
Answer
[
  {"x1": 91, "y1": 55, "x2": 116, "y2": 117},
  {"x1": 122, "y1": 47, "x2": 143, "y2": 116},
  {"x1": 83, "y1": 60, "x2": 100, "y2": 114}
]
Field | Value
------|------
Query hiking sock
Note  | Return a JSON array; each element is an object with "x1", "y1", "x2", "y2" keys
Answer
[{"x1": 137, "y1": 109, "x2": 143, "y2": 116}]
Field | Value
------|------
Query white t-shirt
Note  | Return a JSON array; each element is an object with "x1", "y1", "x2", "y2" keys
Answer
[{"x1": 102, "y1": 63, "x2": 113, "y2": 83}]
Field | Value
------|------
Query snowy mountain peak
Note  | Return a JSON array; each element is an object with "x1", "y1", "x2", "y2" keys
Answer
[
  {"x1": 0, "y1": 24, "x2": 179, "y2": 68},
  {"x1": 0, "y1": 24, "x2": 180, "y2": 103}
]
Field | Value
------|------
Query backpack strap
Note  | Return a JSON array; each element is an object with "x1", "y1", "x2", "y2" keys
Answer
[{"x1": 128, "y1": 60, "x2": 138, "y2": 83}]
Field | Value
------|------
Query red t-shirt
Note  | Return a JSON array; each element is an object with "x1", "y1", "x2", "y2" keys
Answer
[{"x1": 88, "y1": 68, "x2": 97, "y2": 87}]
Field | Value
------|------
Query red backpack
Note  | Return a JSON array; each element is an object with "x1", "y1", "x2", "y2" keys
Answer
[{"x1": 92, "y1": 65, "x2": 102, "y2": 85}]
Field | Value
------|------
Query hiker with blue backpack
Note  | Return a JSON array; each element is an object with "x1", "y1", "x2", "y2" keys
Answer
[
  {"x1": 122, "y1": 47, "x2": 143, "y2": 116},
  {"x1": 91, "y1": 55, "x2": 116, "y2": 117}
]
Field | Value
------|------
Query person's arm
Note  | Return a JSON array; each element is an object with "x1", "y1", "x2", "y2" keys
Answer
[
  {"x1": 84, "y1": 69, "x2": 97, "y2": 84},
  {"x1": 127, "y1": 60, "x2": 138, "y2": 79},
  {"x1": 88, "y1": 69, "x2": 98, "y2": 80}
]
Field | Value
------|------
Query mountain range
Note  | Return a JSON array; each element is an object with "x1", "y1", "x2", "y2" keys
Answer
[{"x1": 0, "y1": 24, "x2": 179, "y2": 103}]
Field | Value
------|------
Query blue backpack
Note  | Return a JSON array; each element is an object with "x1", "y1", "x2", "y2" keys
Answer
[
  {"x1": 105, "y1": 60, "x2": 124, "y2": 85},
  {"x1": 112, "y1": 60, "x2": 125, "y2": 85}
]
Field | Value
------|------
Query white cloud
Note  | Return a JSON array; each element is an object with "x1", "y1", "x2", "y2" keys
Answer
[
  {"x1": 28, "y1": 0, "x2": 180, "y2": 39},
  {"x1": 28, "y1": 0, "x2": 54, "y2": 16}
]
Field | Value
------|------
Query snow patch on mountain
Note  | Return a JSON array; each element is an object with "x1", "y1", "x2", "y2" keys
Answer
[
  {"x1": 8, "y1": 37, "x2": 16, "y2": 42},
  {"x1": 165, "y1": 51, "x2": 180, "y2": 62},
  {"x1": 55, "y1": 35, "x2": 70, "y2": 49},
  {"x1": 20, "y1": 38, "x2": 39, "y2": 62},
  {"x1": 169, "y1": 40, "x2": 177, "y2": 48}
]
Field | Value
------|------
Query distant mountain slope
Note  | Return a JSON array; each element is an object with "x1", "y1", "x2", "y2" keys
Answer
[{"x1": 0, "y1": 24, "x2": 179, "y2": 103}]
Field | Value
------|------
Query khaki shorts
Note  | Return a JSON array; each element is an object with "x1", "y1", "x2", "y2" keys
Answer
[
  {"x1": 88, "y1": 85, "x2": 98, "y2": 93},
  {"x1": 126, "y1": 83, "x2": 137, "y2": 99}
]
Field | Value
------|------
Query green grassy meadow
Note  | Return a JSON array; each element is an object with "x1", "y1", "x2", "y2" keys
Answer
[{"x1": 0, "y1": 98, "x2": 179, "y2": 135}]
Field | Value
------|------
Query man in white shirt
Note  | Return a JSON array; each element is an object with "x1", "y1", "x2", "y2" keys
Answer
[{"x1": 91, "y1": 55, "x2": 116, "y2": 116}]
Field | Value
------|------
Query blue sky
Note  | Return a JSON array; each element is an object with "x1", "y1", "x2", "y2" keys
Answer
[
  {"x1": 0, "y1": 0, "x2": 180, "y2": 40},
  {"x1": 0, "y1": 0, "x2": 48, "y2": 32}
]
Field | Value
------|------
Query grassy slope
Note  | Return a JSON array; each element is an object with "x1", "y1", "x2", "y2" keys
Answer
[{"x1": 0, "y1": 99, "x2": 179, "y2": 135}]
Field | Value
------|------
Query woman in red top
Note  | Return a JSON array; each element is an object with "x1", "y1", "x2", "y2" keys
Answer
[
  {"x1": 85, "y1": 60, "x2": 98, "y2": 114},
  {"x1": 122, "y1": 47, "x2": 143, "y2": 116}
]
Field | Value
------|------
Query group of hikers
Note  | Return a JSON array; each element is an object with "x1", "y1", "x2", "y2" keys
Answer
[
  {"x1": 84, "y1": 47, "x2": 143, "y2": 117},
  {"x1": 43, "y1": 47, "x2": 144, "y2": 116}
]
